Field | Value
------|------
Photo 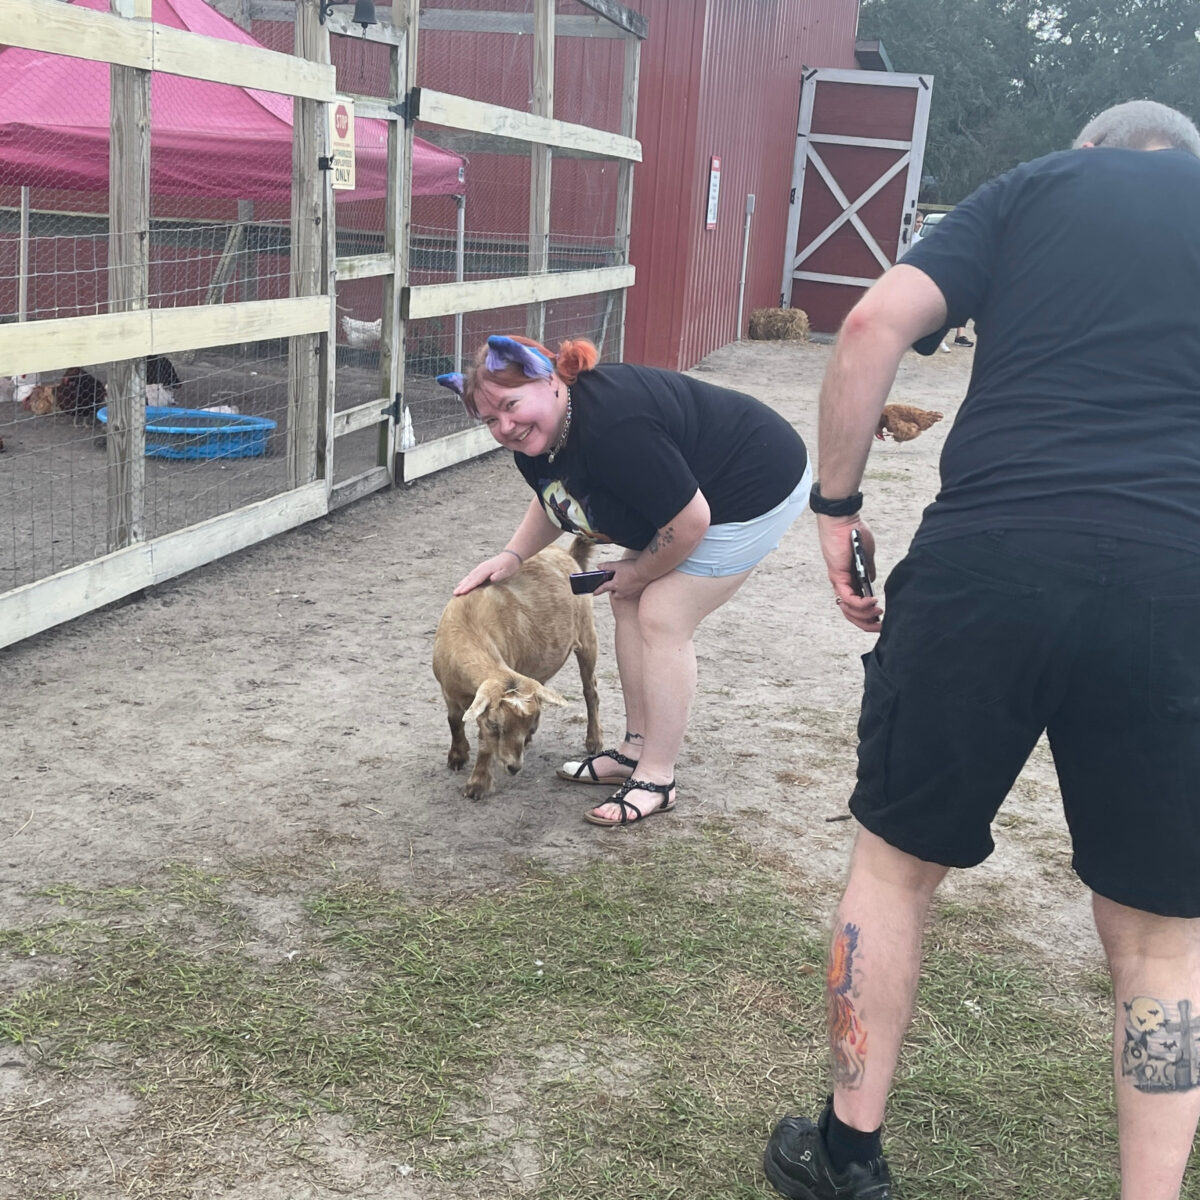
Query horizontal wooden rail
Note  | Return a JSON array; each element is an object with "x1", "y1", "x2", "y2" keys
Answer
[
  {"x1": 417, "y1": 90, "x2": 641, "y2": 162},
  {"x1": 0, "y1": 296, "x2": 331, "y2": 377},
  {"x1": 406, "y1": 264, "x2": 634, "y2": 320},
  {"x1": 2, "y1": 0, "x2": 334, "y2": 100},
  {"x1": 0, "y1": 483, "x2": 328, "y2": 651}
]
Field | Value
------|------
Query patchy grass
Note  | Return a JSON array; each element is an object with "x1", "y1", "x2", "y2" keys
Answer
[{"x1": 0, "y1": 828, "x2": 1136, "y2": 1199}]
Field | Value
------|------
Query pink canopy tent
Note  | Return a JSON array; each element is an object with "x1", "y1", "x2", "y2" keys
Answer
[{"x1": 0, "y1": 0, "x2": 464, "y2": 201}]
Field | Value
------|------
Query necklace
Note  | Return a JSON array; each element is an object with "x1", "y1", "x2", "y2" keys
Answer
[{"x1": 547, "y1": 386, "x2": 572, "y2": 463}]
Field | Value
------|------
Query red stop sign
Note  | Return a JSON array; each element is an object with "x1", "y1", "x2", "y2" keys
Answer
[{"x1": 335, "y1": 105, "x2": 350, "y2": 139}]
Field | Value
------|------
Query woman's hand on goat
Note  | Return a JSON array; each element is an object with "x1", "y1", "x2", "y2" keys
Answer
[{"x1": 453, "y1": 553, "x2": 520, "y2": 596}]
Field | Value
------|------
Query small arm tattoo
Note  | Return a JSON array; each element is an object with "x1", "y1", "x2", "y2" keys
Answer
[{"x1": 647, "y1": 525, "x2": 676, "y2": 554}]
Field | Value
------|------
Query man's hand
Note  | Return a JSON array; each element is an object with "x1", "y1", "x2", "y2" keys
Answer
[
  {"x1": 453, "y1": 553, "x2": 520, "y2": 596},
  {"x1": 817, "y1": 513, "x2": 882, "y2": 632}
]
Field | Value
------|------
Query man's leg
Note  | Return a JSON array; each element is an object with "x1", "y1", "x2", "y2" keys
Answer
[
  {"x1": 829, "y1": 828, "x2": 948, "y2": 1132},
  {"x1": 1093, "y1": 894, "x2": 1200, "y2": 1200}
]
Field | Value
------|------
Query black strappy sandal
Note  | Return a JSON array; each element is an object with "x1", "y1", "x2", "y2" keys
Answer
[
  {"x1": 557, "y1": 748, "x2": 639, "y2": 785},
  {"x1": 584, "y1": 777, "x2": 677, "y2": 827}
]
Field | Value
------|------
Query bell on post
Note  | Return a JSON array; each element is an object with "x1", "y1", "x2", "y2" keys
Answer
[{"x1": 351, "y1": 0, "x2": 377, "y2": 30}]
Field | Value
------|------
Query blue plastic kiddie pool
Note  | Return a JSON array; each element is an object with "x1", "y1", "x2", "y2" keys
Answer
[{"x1": 97, "y1": 406, "x2": 277, "y2": 459}]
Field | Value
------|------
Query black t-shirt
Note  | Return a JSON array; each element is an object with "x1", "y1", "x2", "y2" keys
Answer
[
  {"x1": 902, "y1": 147, "x2": 1200, "y2": 553},
  {"x1": 514, "y1": 362, "x2": 807, "y2": 549}
]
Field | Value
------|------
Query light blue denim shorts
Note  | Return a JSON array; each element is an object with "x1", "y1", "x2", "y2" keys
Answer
[{"x1": 677, "y1": 460, "x2": 812, "y2": 578}]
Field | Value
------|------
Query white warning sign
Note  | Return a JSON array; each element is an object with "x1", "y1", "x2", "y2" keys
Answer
[{"x1": 329, "y1": 98, "x2": 356, "y2": 191}]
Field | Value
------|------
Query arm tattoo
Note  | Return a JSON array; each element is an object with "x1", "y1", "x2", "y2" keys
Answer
[
  {"x1": 1122, "y1": 995, "x2": 1200, "y2": 1092},
  {"x1": 827, "y1": 922, "x2": 867, "y2": 1088},
  {"x1": 647, "y1": 524, "x2": 676, "y2": 555}
]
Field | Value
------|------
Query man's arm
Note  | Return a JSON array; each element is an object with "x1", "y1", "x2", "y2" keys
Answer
[
  {"x1": 816, "y1": 264, "x2": 949, "y2": 631},
  {"x1": 817, "y1": 264, "x2": 950, "y2": 499}
]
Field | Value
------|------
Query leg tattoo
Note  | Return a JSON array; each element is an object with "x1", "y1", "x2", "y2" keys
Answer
[
  {"x1": 624, "y1": 730, "x2": 645, "y2": 745},
  {"x1": 1122, "y1": 995, "x2": 1200, "y2": 1092},
  {"x1": 828, "y1": 922, "x2": 868, "y2": 1088}
]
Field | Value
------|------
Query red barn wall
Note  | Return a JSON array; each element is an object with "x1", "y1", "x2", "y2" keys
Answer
[{"x1": 625, "y1": 0, "x2": 860, "y2": 370}]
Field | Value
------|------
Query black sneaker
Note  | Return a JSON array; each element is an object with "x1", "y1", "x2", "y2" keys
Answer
[
  {"x1": 764, "y1": 1113, "x2": 894, "y2": 1200},
  {"x1": 953, "y1": 335, "x2": 974, "y2": 346}
]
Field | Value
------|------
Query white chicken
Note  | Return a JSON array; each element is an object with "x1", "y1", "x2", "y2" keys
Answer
[{"x1": 341, "y1": 315, "x2": 382, "y2": 348}]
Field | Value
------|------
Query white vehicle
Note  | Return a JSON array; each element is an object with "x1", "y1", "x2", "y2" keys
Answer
[{"x1": 912, "y1": 210, "x2": 946, "y2": 244}]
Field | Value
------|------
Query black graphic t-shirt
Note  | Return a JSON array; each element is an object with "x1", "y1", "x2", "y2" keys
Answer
[{"x1": 513, "y1": 363, "x2": 807, "y2": 550}]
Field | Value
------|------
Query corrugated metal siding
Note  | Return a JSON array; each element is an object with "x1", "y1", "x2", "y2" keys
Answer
[{"x1": 626, "y1": 0, "x2": 860, "y2": 369}]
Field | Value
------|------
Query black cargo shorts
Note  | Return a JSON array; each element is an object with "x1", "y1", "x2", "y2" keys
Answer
[{"x1": 849, "y1": 529, "x2": 1200, "y2": 917}]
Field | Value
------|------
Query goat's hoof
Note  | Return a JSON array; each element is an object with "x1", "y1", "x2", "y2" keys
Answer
[
  {"x1": 585, "y1": 739, "x2": 604, "y2": 754},
  {"x1": 447, "y1": 755, "x2": 467, "y2": 771},
  {"x1": 463, "y1": 782, "x2": 489, "y2": 801}
]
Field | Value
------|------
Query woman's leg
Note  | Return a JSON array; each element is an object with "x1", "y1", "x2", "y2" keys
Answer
[{"x1": 588, "y1": 566, "x2": 752, "y2": 821}]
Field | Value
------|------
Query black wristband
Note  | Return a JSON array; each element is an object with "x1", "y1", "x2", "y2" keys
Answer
[{"x1": 809, "y1": 482, "x2": 863, "y2": 517}]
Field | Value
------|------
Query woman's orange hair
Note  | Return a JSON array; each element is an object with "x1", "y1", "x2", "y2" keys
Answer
[{"x1": 460, "y1": 334, "x2": 599, "y2": 417}]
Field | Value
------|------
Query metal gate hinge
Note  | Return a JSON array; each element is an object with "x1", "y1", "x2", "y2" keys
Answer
[
  {"x1": 388, "y1": 87, "x2": 421, "y2": 127},
  {"x1": 318, "y1": 156, "x2": 335, "y2": 172},
  {"x1": 386, "y1": 394, "x2": 403, "y2": 422}
]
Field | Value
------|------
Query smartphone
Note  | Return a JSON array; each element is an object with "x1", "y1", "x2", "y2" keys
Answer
[
  {"x1": 849, "y1": 530, "x2": 873, "y2": 599},
  {"x1": 569, "y1": 570, "x2": 614, "y2": 595}
]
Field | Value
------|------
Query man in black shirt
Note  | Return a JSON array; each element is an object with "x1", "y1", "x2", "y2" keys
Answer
[{"x1": 765, "y1": 100, "x2": 1200, "y2": 1200}]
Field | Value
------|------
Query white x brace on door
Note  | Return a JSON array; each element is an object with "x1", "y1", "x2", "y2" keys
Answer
[{"x1": 781, "y1": 66, "x2": 932, "y2": 333}]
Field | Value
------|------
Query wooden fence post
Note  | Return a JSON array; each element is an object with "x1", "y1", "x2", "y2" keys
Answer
[
  {"x1": 107, "y1": 0, "x2": 152, "y2": 551},
  {"x1": 526, "y1": 0, "x2": 553, "y2": 342},
  {"x1": 288, "y1": 0, "x2": 331, "y2": 489}
]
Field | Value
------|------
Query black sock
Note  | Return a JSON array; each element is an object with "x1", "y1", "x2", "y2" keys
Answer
[{"x1": 820, "y1": 1102, "x2": 882, "y2": 1173}]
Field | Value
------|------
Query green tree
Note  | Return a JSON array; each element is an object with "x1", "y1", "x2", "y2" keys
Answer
[{"x1": 858, "y1": 0, "x2": 1200, "y2": 202}]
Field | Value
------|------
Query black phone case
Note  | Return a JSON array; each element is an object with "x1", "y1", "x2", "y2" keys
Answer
[{"x1": 569, "y1": 571, "x2": 611, "y2": 595}]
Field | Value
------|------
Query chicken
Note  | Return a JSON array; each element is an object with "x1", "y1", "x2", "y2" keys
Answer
[
  {"x1": 876, "y1": 404, "x2": 943, "y2": 442},
  {"x1": 24, "y1": 383, "x2": 59, "y2": 416},
  {"x1": 56, "y1": 367, "x2": 107, "y2": 425},
  {"x1": 340, "y1": 314, "x2": 382, "y2": 348}
]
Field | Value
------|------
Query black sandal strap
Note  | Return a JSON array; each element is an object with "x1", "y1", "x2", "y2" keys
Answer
[
  {"x1": 571, "y1": 748, "x2": 639, "y2": 781},
  {"x1": 609, "y1": 777, "x2": 676, "y2": 822}
]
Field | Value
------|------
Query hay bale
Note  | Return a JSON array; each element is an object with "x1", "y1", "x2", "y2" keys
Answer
[{"x1": 748, "y1": 307, "x2": 810, "y2": 341}]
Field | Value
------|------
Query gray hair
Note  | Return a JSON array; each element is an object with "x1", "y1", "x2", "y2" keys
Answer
[{"x1": 1074, "y1": 100, "x2": 1200, "y2": 157}]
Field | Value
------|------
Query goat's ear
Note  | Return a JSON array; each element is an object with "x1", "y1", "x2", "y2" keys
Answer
[
  {"x1": 465, "y1": 681, "x2": 498, "y2": 723},
  {"x1": 536, "y1": 685, "x2": 568, "y2": 709}
]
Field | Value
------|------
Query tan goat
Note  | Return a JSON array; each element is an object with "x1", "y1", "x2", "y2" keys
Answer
[{"x1": 433, "y1": 538, "x2": 603, "y2": 800}]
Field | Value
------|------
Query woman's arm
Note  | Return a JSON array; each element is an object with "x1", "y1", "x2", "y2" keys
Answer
[
  {"x1": 453, "y1": 496, "x2": 561, "y2": 595},
  {"x1": 596, "y1": 489, "x2": 710, "y2": 600}
]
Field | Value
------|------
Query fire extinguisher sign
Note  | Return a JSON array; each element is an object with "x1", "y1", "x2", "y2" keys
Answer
[{"x1": 705, "y1": 156, "x2": 721, "y2": 229}]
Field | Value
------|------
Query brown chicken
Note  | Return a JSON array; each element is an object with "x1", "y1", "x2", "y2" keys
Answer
[
  {"x1": 876, "y1": 404, "x2": 943, "y2": 442},
  {"x1": 23, "y1": 383, "x2": 58, "y2": 416}
]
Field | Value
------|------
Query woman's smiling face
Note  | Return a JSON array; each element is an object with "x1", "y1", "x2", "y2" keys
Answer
[{"x1": 474, "y1": 375, "x2": 563, "y2": 455}]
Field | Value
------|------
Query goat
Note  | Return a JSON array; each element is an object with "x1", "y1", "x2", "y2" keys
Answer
[{"x1": 433, "y1": 538, "x2": 603, "y2": 800}]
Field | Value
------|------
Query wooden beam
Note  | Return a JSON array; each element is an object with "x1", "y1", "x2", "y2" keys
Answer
[
  {"x1": 329, "y1": 465, "x2": 392, "y2": 509},
  {"x1": 0, "y1": 483, "x2": 328, "y2": 652},
  {"x1": 332, "y1": 397, "x2": 390, "y2": 439},
  {"x1": 420, "y1": 10, "x2": 626, "y2": 38},
  {"x1": 416, "y1": 90, "x2": 641, "y2": 162},
  {"x1": 399, "y1": 424, "x2": 500, "y2": 483},
  {"x1": 406, "y1": 264, "x2": 634, "y2": 320},
  {"x1": 0, "y1": 0, "x2": 334, "y2": 99},
  {"x1": 0, "y1": 296, "x2": 330, "y2": 378},
  {"x1": 613, "y1": 33, "x2": 640, "y2": 361},
  {"x1": 108, "y1": 0, "x2": 150, "y2": 552},
  {"x1": 527, "y1": 0, "x2": 554, "y2": 341},
  {"x1": 325, "y1": 10, "x2": 406, "y2": 46},
  {"x1": 287, "y1": 0, "x2": 330, "y2": 491},
  {"x1": 412, "y1": 128, "x2": 613, "y2": 161},
  {"x1": 335, "y1": 252, "x2": 396, "y2": 281}
]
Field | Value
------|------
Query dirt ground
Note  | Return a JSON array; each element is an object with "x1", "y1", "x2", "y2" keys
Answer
[{"x1": 0, "y1": 333, "x2": 1099, "y2": 1197}]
